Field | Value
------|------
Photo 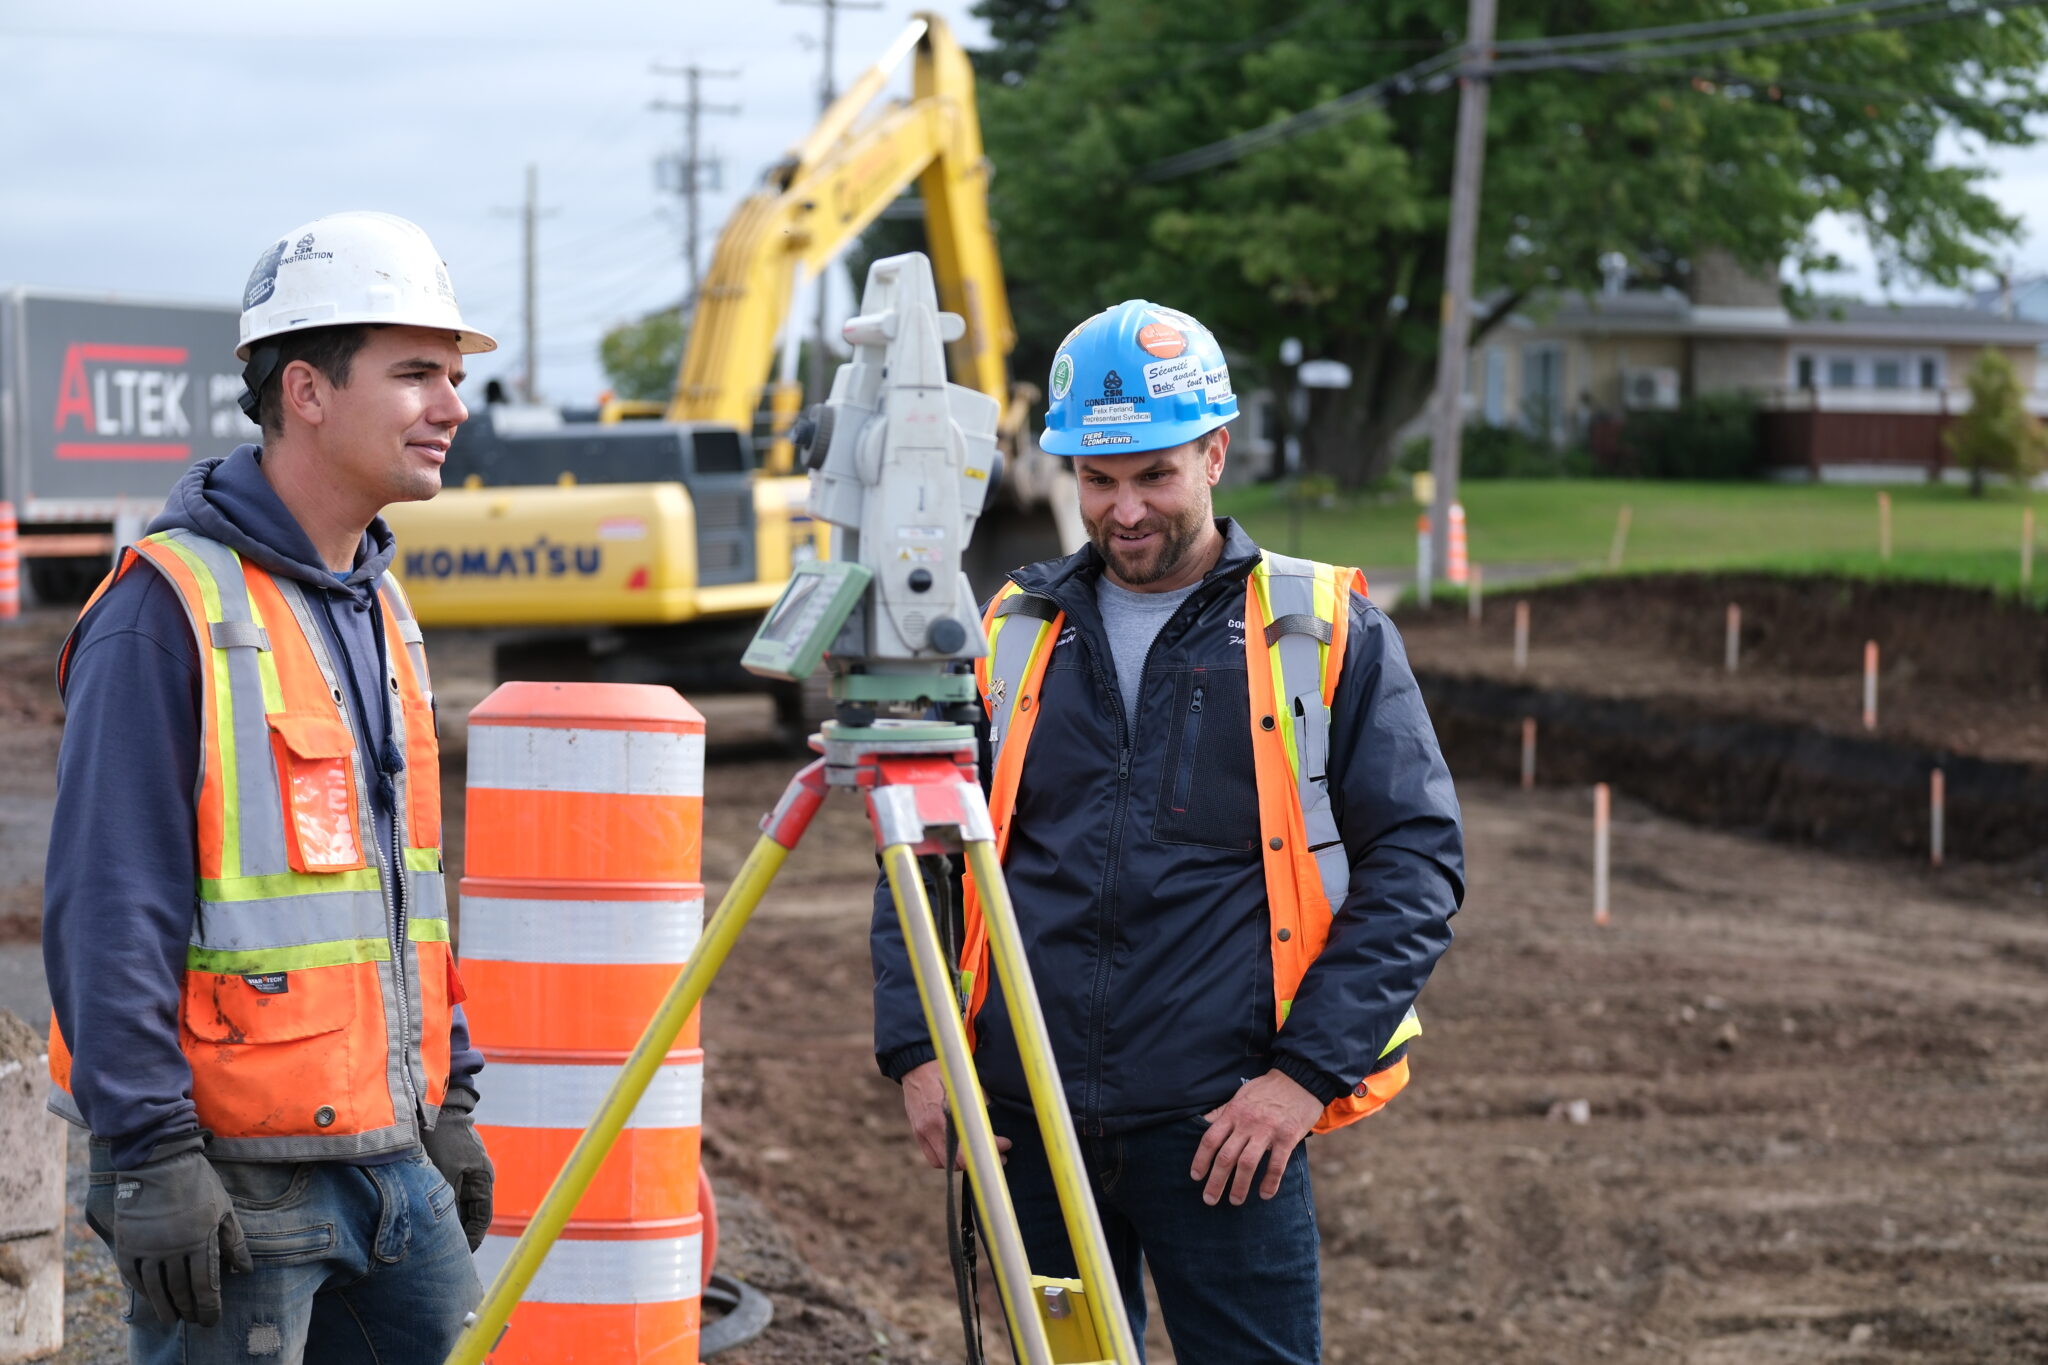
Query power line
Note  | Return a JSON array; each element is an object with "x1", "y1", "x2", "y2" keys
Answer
[
  {"x1": 651, "y1": 64, "x2": 741, "y2": 307},
  {"x1": 782, "y1": 0, "x2": 883, "y2": 405},
  {"x1": 1137, "y1": 0, "x2": 2044, "y2": 183},
  {"x1": 490, "y1": 165, "x2": 560, "y2": 404},
  {"x1": 1485, "y1": 0, "x2": 2045, "y2": 76},
  {"x1": 1490, "y1": 0, "x2": 1961, "y2": 54}
]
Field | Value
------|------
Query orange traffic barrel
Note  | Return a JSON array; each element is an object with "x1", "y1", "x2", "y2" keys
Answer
[
  {"x1": 461, "y1": 682, "x2": 706, "y2": 1364},
  {"x1": 0, "y1": 501, "x2": 18, "y2": 620},
  {"x1": 477, "y1": 1213, "x2": 704, "y2": 1365}
]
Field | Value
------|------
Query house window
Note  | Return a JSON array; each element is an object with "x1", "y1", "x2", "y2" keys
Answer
[
  {"x1": 1796, "y1": 355, "x2": 1816, "y2": 389},
  {"x1": 1873, "y1": 358, "x2": 1904, "y2": 389},
  {"x1": 1922, "y1": 357, "x2": 1942, "y2": 390},
  {"x1": 1483, "y1": 347, "x2": 1507, "y2": 426},
  {"x1": 1521, "y1": 343, "x2": 1565, "y2": 442},
  {"x1": 1826, "y1": 357, "x2": 1858, "y2": 388}
]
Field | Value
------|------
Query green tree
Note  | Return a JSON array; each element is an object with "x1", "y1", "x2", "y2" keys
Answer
[
  {"x1": 598, "y1": 309, "x2": 687, "y2": 403},
  {"x1": 1944, "y1": 348, "x2": 2047, "y2": 496},
  {"x1": 981, "y1": 0, "x2": 2048, "y2": 486}
]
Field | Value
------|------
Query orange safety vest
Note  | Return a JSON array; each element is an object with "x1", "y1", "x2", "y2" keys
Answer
[
  {"x1": 961, "y1": 552, "x2": 1422, "y2": 1135},
  {"x1": 48, "y1": 528, "x2": 460, "y2": 1160}
]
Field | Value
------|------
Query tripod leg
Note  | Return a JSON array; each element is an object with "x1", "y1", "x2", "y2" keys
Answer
[
  {"x1": 445, "y1": 761, "x2": 827, "y2": 1365},
  {"x1": 963, "y1": 838, "x2": 1143, "y2": 1365},
  {"x1": 881, "y1": 844, "x2": 1058, "y2": 1365}
]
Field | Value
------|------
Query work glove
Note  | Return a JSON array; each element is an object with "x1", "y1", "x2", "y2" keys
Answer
[
  {"x1": 425, "y1": 1086, "x2": 494, "y2": 1251},
  {"x1": 112, "y1": 1136, "x2": 252, "y2": 1327}
]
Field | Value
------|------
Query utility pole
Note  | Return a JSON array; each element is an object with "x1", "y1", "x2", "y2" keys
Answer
[
  {"x1": 1427, "y1": 0, "x2": 1497, "y2": 579},
  {"x1": 782, "y1": 0, "x2": 880, "y2": 402},
  {"x1": 651, "y1": 64, "x2": 741, "y2": 307},
  {"x1": 493, "y1": 164, "x2": 558, "y2": 404}
]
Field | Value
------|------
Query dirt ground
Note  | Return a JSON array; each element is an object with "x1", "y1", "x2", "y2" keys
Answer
[
  {"x1": 6, "y1": 585, "x2": 2048, "y2": 1362},
  {"x1": 1397, "y1": 573, "x2": 2048, "y2": 765}
]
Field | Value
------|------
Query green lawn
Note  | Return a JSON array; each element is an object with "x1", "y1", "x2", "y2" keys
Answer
[{"x1": 1215, "y1": 478, "x2": 2048, "y2": 601}]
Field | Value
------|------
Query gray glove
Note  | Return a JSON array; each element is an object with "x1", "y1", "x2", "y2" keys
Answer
[
  {"x1": 112, "y1": 1137, "x2": 252, "y2": 1327},
  {"x1": 425, "y1": 1086, "x2": 494, "y2": 1251}
]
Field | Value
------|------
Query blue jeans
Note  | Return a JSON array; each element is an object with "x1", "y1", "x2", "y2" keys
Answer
[
  {"x1": 87, "y1": 1141, "x2": 481, "y2": 1365},
  {"x1": 989, "y1": 1111, "x2": 1321, "y2": 1364}
]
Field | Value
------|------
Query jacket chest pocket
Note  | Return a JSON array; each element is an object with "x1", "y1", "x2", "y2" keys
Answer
[
  {"x1": 267, "y1": 712, "x2": 368, "y2": 874},
  {"x1": 1153, "y1": 666, "x2": 1260, "y2": 852}
]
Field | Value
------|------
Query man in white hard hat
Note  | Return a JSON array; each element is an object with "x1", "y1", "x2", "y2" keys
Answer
[{"x1": 45, "y1": 211, "x2": 497, "y2": 1361}]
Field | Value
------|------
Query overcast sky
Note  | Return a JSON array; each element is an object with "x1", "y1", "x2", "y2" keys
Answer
[{"x1": 4, "y1": 1, "x2": 2044, "y2": 410}]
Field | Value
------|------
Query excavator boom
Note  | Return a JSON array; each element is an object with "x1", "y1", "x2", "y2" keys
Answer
[{"x1": 665, "y1": 12, "x2": 1014, "y2": 454}]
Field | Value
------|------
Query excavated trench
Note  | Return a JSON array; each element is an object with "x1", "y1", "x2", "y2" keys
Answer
[{"x1": 1400, "y1": 573, "x2": 2048, "y2": 866}]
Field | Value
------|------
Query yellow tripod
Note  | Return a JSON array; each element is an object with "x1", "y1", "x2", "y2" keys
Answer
[{"x1": 444, "y1": 720, "x2": 1141, "y2": 1365}]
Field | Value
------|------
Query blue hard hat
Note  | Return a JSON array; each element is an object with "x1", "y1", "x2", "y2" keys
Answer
[{"x1": 1040, "y1": 300, "x2": 1237, "y2": 457}]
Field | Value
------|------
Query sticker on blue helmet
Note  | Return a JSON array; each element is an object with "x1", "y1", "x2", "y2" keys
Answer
[
  {"x1": 1080, "y1": 431, "x2": 1136, "y2": 447},
  {"x1": 1144, "y1": 355, "x2": 1205, "y2": 398},
  {"x1": 1050, "y1": 353, "x2": 1075, "y2": 402}
]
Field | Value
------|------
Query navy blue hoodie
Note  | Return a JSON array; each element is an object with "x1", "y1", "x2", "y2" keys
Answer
[{"x1": 44, "y1": 444, "x2": 482, "y2": 1170}]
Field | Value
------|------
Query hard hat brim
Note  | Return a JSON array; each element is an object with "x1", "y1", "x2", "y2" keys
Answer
[{"x1": 236, "y1": 318, "x2": 499, "y2": 362}]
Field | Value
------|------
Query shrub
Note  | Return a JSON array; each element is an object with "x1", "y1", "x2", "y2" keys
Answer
[
  {"x1": 1944, "y1": 348, "x2": 2047, "y2": 496},
  {"x1": 1618, "y1": 391, "x2": 1762, "y2": 479},
  {"x1": 1399, "y1": 427, "x2": 1589, "y2": 479}
]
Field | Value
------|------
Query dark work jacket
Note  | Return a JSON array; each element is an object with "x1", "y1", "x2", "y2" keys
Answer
[
  {"x1": 43, "y1": 445, "x2": 483, "y2": 1170},
  {"x1": 870, "y1": 519, "x2": 1464, "y2": 1135}
]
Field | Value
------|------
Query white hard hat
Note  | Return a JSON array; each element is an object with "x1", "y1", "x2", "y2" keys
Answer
[{"x1": 237, "y1": 211, "x2": 497, "y2": 360}]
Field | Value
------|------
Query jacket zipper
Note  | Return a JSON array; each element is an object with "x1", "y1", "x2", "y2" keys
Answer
[
  {"x1": 1170, "y1": 683, "x2": 1204, "y2": 813},
  {"x1": 370, "y1": 592, "x2": 421, "y2": 1124}
]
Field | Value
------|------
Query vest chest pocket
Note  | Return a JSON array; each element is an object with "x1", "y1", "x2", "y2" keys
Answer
[
  {"x1": 1153, "y1": 665, "x2": 1260, "y2": 852},
  {"x1": 267, "y1": 713, "x2": 368, "y2": 874}
]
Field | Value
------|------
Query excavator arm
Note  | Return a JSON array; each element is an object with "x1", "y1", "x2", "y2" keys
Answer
[{"x1": 661, "y1": 12, "x2": 1014, "y2": 467}]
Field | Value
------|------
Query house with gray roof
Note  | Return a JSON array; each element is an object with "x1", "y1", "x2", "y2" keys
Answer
[{"x1": 1464, "y1": 251, "x2": 2048, "y2": 481}]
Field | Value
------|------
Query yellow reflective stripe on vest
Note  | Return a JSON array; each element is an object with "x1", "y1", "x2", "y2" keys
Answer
[
  {"x1": 153, "y1": 534, "x2": 246, "y2": 880},
  {"x1": 187, "y1": 937, "x2": 393, "y2": 974},
  {"x1": 1278, "y1": 999, "x2": 1421, "y2": 1059}
]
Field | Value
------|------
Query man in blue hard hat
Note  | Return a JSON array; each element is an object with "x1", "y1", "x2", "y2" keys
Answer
[{"x1": 872, "y1": 300, "x2": 1465, "y2": 1361}]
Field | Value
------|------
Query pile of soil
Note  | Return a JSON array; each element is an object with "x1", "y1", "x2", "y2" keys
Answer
[{"x1": 1399, "y1": 574, "x2": 2048, "y2": 862}]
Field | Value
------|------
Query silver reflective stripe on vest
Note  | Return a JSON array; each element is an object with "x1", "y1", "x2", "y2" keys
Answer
[
  {"x1": 158, "y1": 530, "x2": 294, "y2": 881},
  {"x1": 193, "y1": 888, "x2": 392, "y2": 952},
  {"x1": 1261, "y1": 553, "x2": 1350, "y2": 907},
  {"x1": 379, "y1": 571, "x2": 433, "y2": 712},
  {"x1": 985, "y1": 590, "x2": 1059, "y2": 767}
]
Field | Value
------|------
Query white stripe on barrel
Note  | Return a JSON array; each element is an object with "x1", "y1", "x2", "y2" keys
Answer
[
  {"x1": 468, "y1": 727, "x2": 705, "y2": 797},
  {"x1": 482, "y1": 1058, "x2": 702, "y2": 1131},
  {"x1": 473, "y1": 1231, "x2": 702, "y2": 1305},
  {"x1": 459, "y1": 896, "x2": 704, "y2": 965}
]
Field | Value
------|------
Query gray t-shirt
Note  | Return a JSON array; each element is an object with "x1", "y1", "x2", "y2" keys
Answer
[{"x1": 1095, "y1": 575, "x2": 1198, "y2": 722}]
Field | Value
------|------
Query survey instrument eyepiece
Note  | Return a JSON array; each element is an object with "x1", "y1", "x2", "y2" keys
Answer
[{"x1": 742, "y1": 252, "x2": 1000, "y2": 726}]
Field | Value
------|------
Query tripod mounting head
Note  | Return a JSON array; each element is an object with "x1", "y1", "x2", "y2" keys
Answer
[{"x1": 743, "y1": 253, "x2": 1001, "y2": 727}]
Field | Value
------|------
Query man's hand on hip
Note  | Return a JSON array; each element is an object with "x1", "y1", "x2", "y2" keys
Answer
[
  {"x1": 900, "y1": 1060, "x2": 1012, "y2": 1170},
  {"x1": 112, "y1": 1138, "x2": 253, "y2": 1326},
  {"x1": 1192, "y1": 1070, "x2": 1323, "y2": 1206}
]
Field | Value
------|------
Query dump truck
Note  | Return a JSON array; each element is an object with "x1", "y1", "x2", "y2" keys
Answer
[{"x1": 0, "y1": 288, "x2": 257, "y2": 600}]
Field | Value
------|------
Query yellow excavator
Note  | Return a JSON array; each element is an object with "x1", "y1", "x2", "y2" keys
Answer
[{"x1": 384, "y1": 12, "x2": 1079, "y2": 731}]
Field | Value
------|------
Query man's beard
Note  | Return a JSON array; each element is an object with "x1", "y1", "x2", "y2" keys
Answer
[{"x1": 1087, "y1": 502, "x2": 1209, "y2": 586}]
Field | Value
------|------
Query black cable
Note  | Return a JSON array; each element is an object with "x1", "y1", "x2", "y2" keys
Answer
[
  {"x1": 1135, "y1": 0, "x2": 2044, "y2": 183},
  {"x1": 1484, "y1": 0, "x2": 2048, "y2": 76},
  {"x1": 1491, "y1": 0, "x2": 1962, "y2": 54}
]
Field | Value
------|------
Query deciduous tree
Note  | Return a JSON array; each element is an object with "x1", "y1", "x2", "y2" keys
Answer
[{"x1": 979, "y1": 0, "x2": 2048, "y2": 485}]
